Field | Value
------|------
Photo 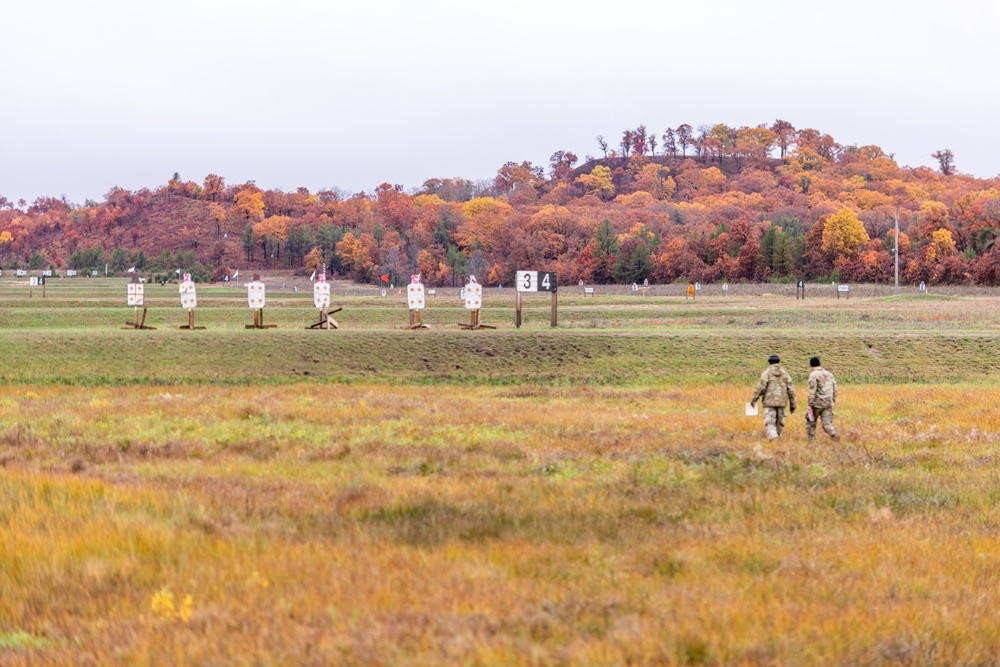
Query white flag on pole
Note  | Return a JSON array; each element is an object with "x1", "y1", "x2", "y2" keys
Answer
[
  {"x1": 127, "y1": 266, "x2": 136, "y2": 273},
  {"x1": 175, "y1": 268, "x2": 181, "y2": 275},
  {"x1": 309, "y1": 269, "x2": 317, "y2": 282},
  {"x1": 233, "y1": 269, "x2": 239, "y2": 278}
]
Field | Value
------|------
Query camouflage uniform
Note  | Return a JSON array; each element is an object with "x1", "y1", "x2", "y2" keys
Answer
[
  {"x1": 806, "y1": 366, "x2": 838, "y2": 439},
  {"x1": 751, "y1": 364, "x2": 796, "y2": 440}
]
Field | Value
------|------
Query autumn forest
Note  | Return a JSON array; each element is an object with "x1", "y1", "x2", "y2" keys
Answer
[{"x1": 2, "y1": 121, "x2": 999, "y2": 286}]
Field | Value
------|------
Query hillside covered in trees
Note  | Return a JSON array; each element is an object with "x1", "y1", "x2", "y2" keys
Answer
[{"x1": 2, "y1": 121, "x2": 999, "y2": 286}]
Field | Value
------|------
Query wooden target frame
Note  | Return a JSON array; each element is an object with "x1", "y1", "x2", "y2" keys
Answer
[
  {"x1": 122, "y1": 278, "x2": 155, "y2": 330},
  {"x1": 245, "y1": 275, "x2": 277, "y2": 329},
  {"x1": 458, "y1": 280, "x2": 495, "y2": 330},
  {"x1": 401, "y1": 281, "x2": 430, "y2": 329},
  {"x1": 307, "y1": 272, "x2": 341, "y2": 330},
  {"x1": 178, "y1": 273, "x2": 206, "y2": 330}
]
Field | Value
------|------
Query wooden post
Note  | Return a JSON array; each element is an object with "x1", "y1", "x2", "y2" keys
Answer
[
  {"x1": 515, "y1": 290, "x2": 522, "y2": 328},
  {"x1": 458, "y1": 308, "x2": 495, "y2": 330},
  {"x1": 551, "y1": 290, "x2": 557, "y2": 328},
  {"x1": 307, "y1": 307, "x2": 341, "y2": 330}
]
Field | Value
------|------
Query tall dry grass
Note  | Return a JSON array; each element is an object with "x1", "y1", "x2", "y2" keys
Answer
[{"x1": 2, "y1": 383, "x2": 1000, "y2": 664}]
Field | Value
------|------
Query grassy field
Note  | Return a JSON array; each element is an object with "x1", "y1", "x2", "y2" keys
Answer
[{"x1": 1, "y1": 278, "x2": 1000, "y2": 665}]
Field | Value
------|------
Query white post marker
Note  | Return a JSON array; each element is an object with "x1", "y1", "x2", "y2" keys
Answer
[{"x1": 837, "y1": 284, "x2": 850, "y2": 300}]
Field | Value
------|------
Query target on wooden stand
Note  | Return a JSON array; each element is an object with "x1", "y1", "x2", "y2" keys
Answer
[
  {"x1": 401, "y1": 273, "x2": 430, "y2": 329},
  {"x1": 458, "y1": 276, "x2": 495, "y2": 330},
  {"x1": 178, "y1": 273, "x2": 205, "y2": 329},
  {"x1": 123, "y1": 275, "x2": 155, "y2": 329},
  {"x1": 245, "y1": 274, "x2": 276, "y2": 328},
  {"x1": 308, "y1": 269, "x2": 341, "y2": 330}
]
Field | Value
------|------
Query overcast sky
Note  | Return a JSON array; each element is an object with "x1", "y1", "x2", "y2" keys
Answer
[{"x1": 2, "y1": 0, "x2": 998, "y2": 206}]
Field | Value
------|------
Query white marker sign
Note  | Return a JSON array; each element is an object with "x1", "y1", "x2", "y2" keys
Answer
[
  {"x1": 407, "y1": 282, "x2": 425, "y2": 310},
  {"x1": 66, "y1": 270, "x2": 76, "y2": 277},
  {"x1": 16, "y1": 270, "x2": 26, "y2": 277},
  {"x1": 29, "y1": 277, "x2": 38, "y2": 286},
  {"x1": 837, "y1": 285, "x2": 850, "y2": 293},
  {"x1": 247, "y1": 279, "x2": 265, "y2": 308},
  {"x1": 127, "y1": 282, "x2": 144, "y2": 307},
  {"x1": 178, "y1": 273, "x2": 197, "y2": 309}
]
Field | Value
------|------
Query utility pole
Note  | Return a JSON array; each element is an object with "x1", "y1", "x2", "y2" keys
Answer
[{"x1": 894, "y1": 210, "x2": 899, "y2": 294}]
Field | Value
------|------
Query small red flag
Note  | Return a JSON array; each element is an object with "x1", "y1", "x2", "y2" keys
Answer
[{"x1": 381, "y1": 273, "x2": 390, "y2": 283}]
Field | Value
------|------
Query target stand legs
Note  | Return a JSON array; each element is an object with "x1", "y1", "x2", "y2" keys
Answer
[
  {"x1": 122, "y1": 307, "x2": 156, "y2": 330},
  {"x1": 403, "y1": 309, "x2": 430, "y2": 330},
  {"x1": 179, "y1": 309, "x2": 206, "y2": 330},
  {"x1": 246, "y1": 309, "x2": 277, "y2": 329},
  {"x1": 308, "y1": 307, "x2": 342, "y2": 330},
  {"x1": 458, "y1": 309, "x2": 495, "y2": 330}
]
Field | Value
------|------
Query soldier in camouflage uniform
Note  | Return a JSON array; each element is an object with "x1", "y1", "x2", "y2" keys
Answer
[
  {"x1": 806, "y1": 356, "x2": 838, "y2": 440},
  {"x1": 750, "y1": 354, "x2": 797, "y2": 440}
]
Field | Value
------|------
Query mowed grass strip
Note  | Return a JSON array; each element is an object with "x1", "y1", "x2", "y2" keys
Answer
[
  {"x1": 2, "y1": 280, "x2": 999, "y2": 332},
  {"x1": 2, "y1": 384, "x2": 1000, "y2": 664},
  {"x1": 0, "y1": 328, "x2": 997, "y2": 386}
]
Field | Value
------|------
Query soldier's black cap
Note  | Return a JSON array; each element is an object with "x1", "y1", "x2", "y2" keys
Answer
[
  {"x1": 768, "y1": 354, "x2": 780, "y2": 364},
  {"x1": 810, "y1": 356, "x2": 821, "y2": 367}
]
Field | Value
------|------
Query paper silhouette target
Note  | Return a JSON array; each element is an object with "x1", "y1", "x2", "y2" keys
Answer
[
  {"x1": 247, "y1": 275, "x2": 265, "y2": 308},
  {"x1": 314, "y1": 277, "x2": 331, "y2": 308},
  {"x1": 127, "y1": 282, "x2": 144, "y2": 307},
  {"x1": 407, "y1": 283, "x2": 425, "y2": 310},
  {"x1": 178, "y1": 274, "x2": 197, "y2": 309},
  {"x1": 464, "y1": 281, "x2": 482, "y2": 310}
]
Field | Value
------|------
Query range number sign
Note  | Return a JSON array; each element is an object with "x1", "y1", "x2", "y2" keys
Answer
[{"x1": 516, "y1": 271, "x2": 557, "y2": 293}]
